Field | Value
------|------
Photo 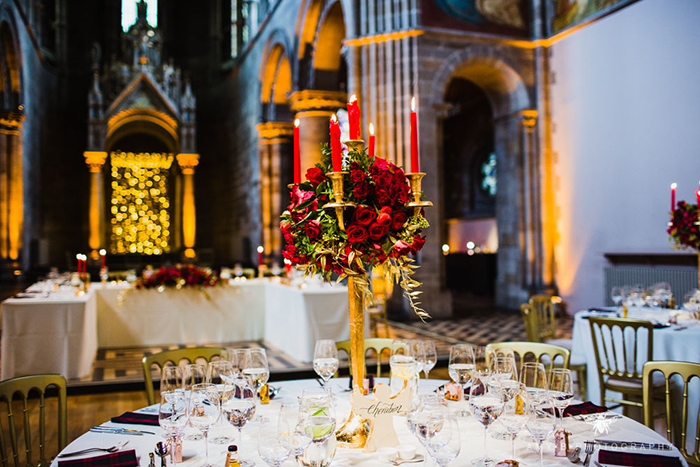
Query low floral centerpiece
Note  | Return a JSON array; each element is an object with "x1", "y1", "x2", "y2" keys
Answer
[
  {"x1": 135, "y1": 264, "x2": 219, "y2": 291},
  {"x1": 668, "y1": 184, "x2": 700, "y2": 290},
  {"x1": 281, "y1": 146, "x2": 429, "y2": 317}
]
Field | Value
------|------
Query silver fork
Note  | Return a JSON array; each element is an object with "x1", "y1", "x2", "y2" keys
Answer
[
  {"x1": 58, "y1": 440, "x2": 129, "y2": 458},
  {"x1": 582, "y1": 441, "x2": 595, "y2": 467}
]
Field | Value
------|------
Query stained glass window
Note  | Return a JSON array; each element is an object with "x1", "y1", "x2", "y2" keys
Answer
[
  {"x1": 109, "y1": 152, "x2": 172, "y2": 255},
  {"x1": 481, "y1": 152, "x2": 496, "y2": 196},
  {"x1": 122, "y1": 0, "x2": 158, "y2": 32}
]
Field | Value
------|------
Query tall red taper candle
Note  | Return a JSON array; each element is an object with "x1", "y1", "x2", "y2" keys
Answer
[
  {"x1": 368, "y1": 123, "x2": 375, "y2": 159},
  {"x1": 696, "y1": 189, "x2": 700, "y2": 208},
  {"x1": 347, "y1": 94, "x2": 360, "y2": 140},
  {"x1": 671, "y1": 183, "x2": 677, "y2": 212},
  {"x1": 293, "y1": 119, "x2": 301, "y2": 184},
  {"x1": 410, "y1": 96, "x2": 419, "y2": 173},
  {"x1": 76, "y1": 254, "x2": 81, "y2": 273},
  {"x1": 257, "y1": 246, "x2": 264, "y2": 268},
  {"x1": 100, "y1": 249, "x2": 106, "y2": 269},
  {"x1": 330, "y1": 114, "x2": 342, "y2": 172}
]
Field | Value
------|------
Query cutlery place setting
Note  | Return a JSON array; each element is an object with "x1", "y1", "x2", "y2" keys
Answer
[{"x1": 57, "y1": 440, "x2": 130, "y2": 458}]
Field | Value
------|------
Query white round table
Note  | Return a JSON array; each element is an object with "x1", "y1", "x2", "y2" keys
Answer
[{"x1": 52, "y1": 378, "x2": 686, "y2": 466}]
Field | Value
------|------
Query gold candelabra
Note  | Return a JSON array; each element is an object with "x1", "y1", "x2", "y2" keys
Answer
[{"x1": 406, "y1": 172, "x2": 433, "y2": 217}]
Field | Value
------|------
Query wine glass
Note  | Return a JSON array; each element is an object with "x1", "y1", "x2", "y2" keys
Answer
[
  {"x1": 407, "y1": 394, "x2": 444, "y2": 461},
  {"x1": 390, "y1": 339, "x2": 417, "y2": 393},
  {"x1": 242, "y1": 349, "x2": 270, "y2": 396},
  {"x1": 469, "y1": 376, "x2": 504, "y2": 466},
  {"x1": 526, "y1": 393, "x2": 557, "y2": 467},
  {"x1": 488, "y1": 354, "x2": 518, "y2": 440},
  {"x1": 158, "y1": 391, "x2": 188, "y2": 466},
  {"x1": 188, "y1": 383, "x2": 221, "y2": 467},
  {"x1": 448, "y1": 344, "x2": 475, "y2": 416},
  {"x1": 279, "y1": 402, "x2": 312, "y2": 462},
  {"x1": 258, "y1": 416, "x2": 292, "y2": 467},
  {"x1": 520, "y1": 362, "x2": 548, "y2": 404},
  {"x1": 181, "y1": 363, "x2": 206, "y2": 440},
  {"x1": 498, "y1": 382, "x2": 530, "y2": 462},
  {"x1": 422, "y1": 340, "x2": 437, "y2": 379},
  {"x1": 473, "y1": 346, "x2": 491, "y2": 383},
  {"x1": 411, "y1": 340, "x2": 425, "y2": 379},
  {"x1": 222, "y1": 377, "x2": 256, "y2": 467},
  {"x1": 426, "y1": 412, "x2": 461, "y2": 467},
  {"x1": 548, "y1": 368, "x2": 574, "y2": 429},
  {"x1": 232, "y1": 348, "x2": 252, "y2": 377},
  {"x1": 207, "y1": 360, "x2": 235, "y2": 444},
  {"x1": 313, "y1": 340, "x2": 339, "y2": 390},
  {"x1": 611, "y1": 286, "x2": 624, "y2": 308},
  {"x1": 161, "y1": 366, "x2": 184, "y2": 397}
]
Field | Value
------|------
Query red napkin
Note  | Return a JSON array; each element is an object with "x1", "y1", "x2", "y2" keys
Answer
[
  {"x1": 598, "y1": 449, "x2": 682, "y2": 466},
  {"x1": 110, "y1": 412, "x2": 159, "y2": 426},
  {"x1": 58, "y1": 449, "x2": 139, "y2": 466},
  {"x1": 564, "y1": 401, "x2": 608, "y2": 417}
]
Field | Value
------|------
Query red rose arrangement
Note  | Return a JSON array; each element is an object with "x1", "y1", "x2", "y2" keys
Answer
[
  {"x1": 136, "y1": 264, "x2": 220, "y2": 290},
  {"x1": 281, "y1": 144, "x2": 429, "y2": 317},
  {"x1": 668, "y1": 201, "x2": 700, "y2": 250}
]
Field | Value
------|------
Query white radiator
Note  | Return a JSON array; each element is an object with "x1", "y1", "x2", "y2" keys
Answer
[{"x1": 604, "y1": 266, "x2": 698, "y2": 306}]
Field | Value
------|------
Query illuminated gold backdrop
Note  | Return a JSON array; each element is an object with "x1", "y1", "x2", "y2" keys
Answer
[{"x1": 109, "y1": 151, "x2": 173, "y2": 255}]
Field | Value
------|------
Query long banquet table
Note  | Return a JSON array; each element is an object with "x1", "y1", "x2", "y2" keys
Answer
[
  {"x1": 1, "y1": 279, "x2": 350, "y2": 380},
  {"x1": 51, "y1": 378, "x2": 687, "y2": 466}
]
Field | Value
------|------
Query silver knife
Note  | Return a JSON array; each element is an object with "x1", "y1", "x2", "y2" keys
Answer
[
  {"x1": 90, "y1": 428, "x2": 144, "y2": 436},
  {"x1": 594, "y1": 439, "x2": 672, "y2": 450},
  {"x1": 91, "y1": 427, "x2": 156, "y2": 435}
]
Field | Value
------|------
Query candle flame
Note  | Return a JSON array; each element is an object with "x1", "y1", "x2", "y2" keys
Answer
[
  {"x1": 257, "y1": 246, "x2": 264, "y2": 253},
  {"x1": 411, "y1": 96, "x2": 415, "y2": 111},
  {"x1": 76, "y1": 253, "x2": 81, "y2": 260},
  {"x1": 294, "y1": 119, "x2": 300, "y2": 127},
  {"x1": 369, "y1": 123, "x2": 374, "y2": 135},
  {"x1": 99, "y1": 249, "x2": 106, "y2": 255},
  {"x1": 349, "y1": 94, "x2": 357, "y2": 103},
  {"x1": 671, "y1": 183, "x2": 677, "y2": 189},
  {"x1": 330, "y1": 114, "x2": 337, "y2": 123}
]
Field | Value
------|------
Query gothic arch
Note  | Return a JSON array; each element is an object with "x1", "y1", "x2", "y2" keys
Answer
[
  {"x1": 429, "y1": 46, "x2": 531, "y2": 118},
  {"x1": 259, "y1": 33, "x2": 293, "y2": 122}
]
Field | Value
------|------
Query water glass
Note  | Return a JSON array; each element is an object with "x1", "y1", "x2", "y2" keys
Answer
[
  {"x1": 426, "y1": 413, "x2": 461, "y2": 467},
  {"x1": 422, "y1": 340, "x2": 437, "y2": 379},
  {"x1": 520, "y1": 362, "x2": 548, "y2": 404},
  {"x1": 158, "y1": 391, "x2": 187, "y2": 466},
  {"x1": 498, "y1": 382, "x2": 530, "y2": 461},
  {"x1": 258, "y1": 417, "x2": 292, "y2": 467},
  {"x1": 469, "y1": 377, "x2": 504, "y2": 466},
  {"x1": 313, "y1": 340, "x2": 339, "y2": 388},
  {"x1": 526, "y1": 395, "x2": 557, "y2": 467},
  {"x1": 548, "y1": 368, "x2": 574, "y2": 428},
  {"x1": 161, "y1": 366, "x2": 183, "y2": 397},
  {"x1": 222, "y1": 378, "x2": 256, "y2": 467},
  {"x1": 188, "y1": 383, "x2": 220, "y2": 467}
]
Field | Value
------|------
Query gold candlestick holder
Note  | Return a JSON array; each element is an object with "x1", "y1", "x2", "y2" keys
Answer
[
  {"x1": 343, "y1": 139, "x2": 364, "y2": 153},
  {"x1": 322, "y1": 172, "x2": 356, "y2": 231},
  {"x1": 406, "y1": 172, "x2": 433, "y2": 216}
]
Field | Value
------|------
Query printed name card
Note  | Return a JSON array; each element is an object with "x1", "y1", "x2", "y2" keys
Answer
[{"x1": 351, "y1": 383, "x2": 412, "y2": 452}]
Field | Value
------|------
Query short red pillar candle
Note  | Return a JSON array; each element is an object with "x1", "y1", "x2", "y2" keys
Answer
[{"x1": 330, "y1": 114, "x2": 342, "y2": 172}]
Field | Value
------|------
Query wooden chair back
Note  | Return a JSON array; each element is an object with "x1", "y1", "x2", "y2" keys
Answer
[
  {"x1": 0, "y1": 374, "x2": 67, "y2": 467},
  {"x1": 643, "y1": 361, "x2": 700, "y2": 466},
  {"x1": 522, "y1": 295, "x2": 561, "y2": 342},
  {"x1": 336, "y1": 338, "x2": 394, "y2": 378},
  {"x1": 485, "y1": 341, "x2": 571, "y2": 372},
  {"x1": 142, "y1": 347, "x2": 225, "y2": 405}
]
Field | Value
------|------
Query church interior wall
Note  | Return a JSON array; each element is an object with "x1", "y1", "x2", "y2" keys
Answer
[{"x1": 549, "y1": 0, "x2": 700, "y2": 313}]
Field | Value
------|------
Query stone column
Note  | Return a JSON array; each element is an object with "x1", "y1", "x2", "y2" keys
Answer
[
  {"x1": 1, "y1": 112, "x2": 24, "y2": 261},
  {"x1": 84, "y1": 151, "x2": 108, "y2": 254},
  {"x1": 288, "y1": 90, "x2": 347, "y2": 172},
  {"x1": 0, "y1": 131, "x2": 7, "y2": 259},
  {"x1": 177, "y1": 153, "x2": 200, "y2": 258},
  {"x1": 519, "y1": 110, "x2": 542, "y2": 294},
  {"x1": 257, "y1": 122, "x2": 293, "y2": 259}
]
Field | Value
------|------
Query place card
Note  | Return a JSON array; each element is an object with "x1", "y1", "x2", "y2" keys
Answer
[{"x1": 351, "y1": 383, "x2": 411, "y2": 452}]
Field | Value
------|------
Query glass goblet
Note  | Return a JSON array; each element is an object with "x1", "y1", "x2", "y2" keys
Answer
[
  {"x1": 469, "y1": 377, "x2": 504, "y2": 466},
  {"x1": 313, "y1": 339, "x2": 339, "y2": 390},
  {"x1": 158, "y1": 391, "x2": 187, "y2": 466},
  {"x1": 188, "y1": 383, "x2": 220, "y2": 467},
  {"x1": 222, "y1": 378, "x2": 256, "y2": 467}
]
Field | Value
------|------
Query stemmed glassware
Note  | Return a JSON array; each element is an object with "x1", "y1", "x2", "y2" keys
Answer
[
  {"x1": 611, "y1": 286, "x2": 624, "y2": 309},
  {"x1": 469, "y1": 375, "x2": 505, "y2": 466},
  {"x1": 158, "y1": 391, "x2": 188, "y2": 466},
  {"x1": 390, "y1": 340, "x2": 417, "y2": 393},
  {"x1": 425, "y1": 412, "x2": 461, "y2": 467},
  {"x1": 422, "y1": 340, "x2": 437, "y2": 379},
  {"x1": 407, "y1": 394, "x2": 444, "y2": 462},
  {"x1": 526, "y1": 392, "x2": 557, "y2": 467},
  {"x1": 488, "y1": 354, "x2": 519, "y2": 440},
  {"x1": 520, "y1": 362, "x2": 549, "y2": 404},
  {"x1": 207, "y1": 360, "x2": 235, "y2": 444},
  {"x1": 498, "y1": 382, "x2": 530, "y2": 462},
  {"x1": 279, "y1": 402, "x2": 312, "y2": 465},
  {"x1": 473, "y1": 346, "x2": 491, "y2": 383},
  {"x1": 188, "y1": 383, "x2": 221, "y2": 467},
  {"x1": 222, "y1": 377, "x2": 257, "y2": 467},
  {"x1": 161, "y1": 366, "x2": 184, "y2": 397},
  {"x1": 258, "y1": 415, "x2": 293, "y2": 467},
  {"x1": 242, "y1": 349, "x2": 270, "y2": 396},
  {"x1": 181, "y1": 363, "x2": 206, "y2": 441},
  {"x1": 297, "y1": 388, "x2": 337, "y2": 467},
  {"x1": 448, "y1": 344, "x2": 475, "y2": 415},
  {"x1": 313, "y1": 340, "x2": 339, "y2": 391},
  {"x1": 231, "y1": 348, "x2": 252, "y2": 377},
  {"x1": 548, "y1": 368, "x2": 574, "y2": 429},
  {"x1": 411, "y1": 340, "x2": 425, "y2": 379}
]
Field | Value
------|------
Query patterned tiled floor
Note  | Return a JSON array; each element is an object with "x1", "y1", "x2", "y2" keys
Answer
[{"x1": 66, "y1": 313, "x2": 574, "y2": 388}]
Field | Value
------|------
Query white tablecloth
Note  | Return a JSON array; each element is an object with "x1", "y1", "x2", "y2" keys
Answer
[
  {"x1": 52, "y1": 378, "x2": 687, "y2": 467},
  {"x1": 0, "y1": 291, "x2": 97, "y2": 380}
]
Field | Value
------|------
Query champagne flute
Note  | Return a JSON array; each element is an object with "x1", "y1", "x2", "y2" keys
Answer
[
  {"x1": 498, "y1": 382, "x2": 530, "y2": 462},
  {"x1": 548, "y1": 368, "x2": 574, "y2": 429},
  {"x1": 469, "y1": 376, "x2": 504, "y2": 466},
  {"x1": 222, "y1": 377, "x2": 256, "y2": 467},
  {"x1": 422, "y1": 340, "x2": 437, "y2": 379},
  {"x1": 527, "y1": 394, "x2": 557, "y2": 467},
  {"x1": 158, "y1": 391, "x2": 187, "y2": 466},
  {"x1": 313, "y1": 340, "x2": 339, "y2": 390},
  {"x1": 188, "y1": 383, "x2": 220, "y2": 467},
  {"x1": 161, "y1": 366, "x2": 184, "y2": 398},
  {"x1": 520, "y1": 362, "x2": 548, "y2": 404},
  {"x1": 426, "y1": 413, "x2": 461, "y2": 467},
  {"x1": 207, "y1": 360, "x2": 235, "y2": 444},
  {"x1": 182, "y1": 363, "x2": 206, "y2": 441}
]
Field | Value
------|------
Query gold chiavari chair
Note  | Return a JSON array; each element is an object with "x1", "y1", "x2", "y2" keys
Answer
[
  {"x1": 643, "y1": 361, "x2": 700, "y2": 466},
  {"x1": 486, "y1": 341, "x2": 571, "y2": 372},
  {"x1": 336, "y1": 338, "x2": 394, "y2": 378}
]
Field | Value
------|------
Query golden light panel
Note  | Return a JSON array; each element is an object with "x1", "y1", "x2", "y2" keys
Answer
[{"x1": 109, "y1": 152, "x2": 173, "y2": 255}]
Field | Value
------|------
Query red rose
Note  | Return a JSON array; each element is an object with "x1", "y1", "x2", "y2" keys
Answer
[
  {"x1": 410, "y1": 235, "x2": 426, "y2": 253},
  {"x1": 371, "y1": 157, "x2": 391, "y2": 176},
  {"x1": 392, "y1": 240, "x2": 412, "y2": 257},
  {"x1": 368, "y1": 223, "x2": 387, "y2": 240},
  {"x1": 346, "y1": 224, "x2": 368, "y2": 244},
  {"x1": 305, "y1": 220, "x2": 321, "y2": 240},
  {"x1": 354, "y1": 206, "x2": 376, "y2": 226},
  {"x1": 353, "y1": 183, "x2": 369, "y2": 199},
  {"x1": 350, "y1": 170, "x2": 365, "y2": 183},
  {"x1": 306, "y1": 167, "x2": 326, "y2": 186},
  {"x1": 376, "y1": 190, "x2": 391, "y2": 206},
  {"x1": 392, "y1": 210, "x2": 408, "y2": 229},
  {"x1": 377, "y1": 208, "x2": 391, "y2": 226}
]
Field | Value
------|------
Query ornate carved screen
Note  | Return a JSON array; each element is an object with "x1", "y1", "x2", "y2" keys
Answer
[{"x1": 109, "y1": 151, "x2": 172, "y2": 255}]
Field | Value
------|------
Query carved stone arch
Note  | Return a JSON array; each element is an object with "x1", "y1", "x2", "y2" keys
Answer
[
  {"x1": 429, "y1": 45, "x2": 531, "y2": 118},
  {"x1": 259, "y1": 30, "x2": 294, "y2": 123}
]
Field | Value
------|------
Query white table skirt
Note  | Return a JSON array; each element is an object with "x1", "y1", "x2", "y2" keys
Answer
[
  {"x1": 52, "y1": 378, "x2": 687, "y2": 467},
  {"x1": 0, "y1": 292, "x2": 97, "y2": 380}
]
